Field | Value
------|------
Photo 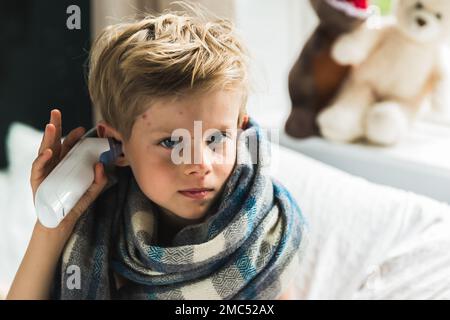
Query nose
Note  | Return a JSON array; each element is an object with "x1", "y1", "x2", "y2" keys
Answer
[
  {"x1": 183, "y1": 143, "x2": 213, "y2": 176},
  {"x1": 416, "y1": 17, "x2": 427, "y2": 27}
]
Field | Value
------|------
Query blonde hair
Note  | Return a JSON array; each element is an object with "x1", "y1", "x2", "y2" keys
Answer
[{"x1": 88, "y1": 4, "x2": 249, "y2": 141}]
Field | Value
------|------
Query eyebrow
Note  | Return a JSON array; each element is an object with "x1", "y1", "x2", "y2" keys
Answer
[
  {"x1": 149, "y1": 124, "x2": 235, "y2": 135},
  {"x1": 150, "y1": 130, "x2": 172, "y2": 135}
]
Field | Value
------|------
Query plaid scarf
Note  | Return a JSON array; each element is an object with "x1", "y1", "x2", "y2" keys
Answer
[{"x1": 51, "y1": 118, "x2": 308, "y2": 299}]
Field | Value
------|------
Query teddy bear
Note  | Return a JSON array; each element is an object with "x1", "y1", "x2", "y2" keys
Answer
[
  {"x1": 285, "y1": 0, "x2": 370, "y2": 139},
  {"x1": 317, "y1": 0, "x2": 450, "y2": 146}
]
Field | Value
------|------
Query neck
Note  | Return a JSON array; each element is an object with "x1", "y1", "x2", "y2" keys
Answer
[
  {"x1": 156, "y1": 189, "x2": 224, "y2": 246},
  {"x1": 157, "y1": 207, "x2": 205, "y2": 246},
  {"x1": 160, "y1": 208, "x2": 204, "y2": 230}
]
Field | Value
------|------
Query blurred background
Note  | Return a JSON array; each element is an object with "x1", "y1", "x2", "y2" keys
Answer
[
  {"x1": 0, "y1": 0, "x2": 92, "y2": 169},
  {"x1": 0, "y1": 0, "x2": 394, "y2": 170},
  {"x1": 2, "y1": 0, "x2": 448, "y2": 193}
]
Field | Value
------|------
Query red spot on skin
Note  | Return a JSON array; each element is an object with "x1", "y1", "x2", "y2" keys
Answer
[{"x1": 141, "y1": 113, "x2": 151, "y2": 126}]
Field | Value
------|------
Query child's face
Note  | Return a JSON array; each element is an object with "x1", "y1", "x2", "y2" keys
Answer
[{"x1": 115, "y1": 89, "x2": 244, "y2": 221}]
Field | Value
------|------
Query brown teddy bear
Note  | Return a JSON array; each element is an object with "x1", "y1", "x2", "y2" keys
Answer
[{"x1": 285, "y1": 0, "x2": 369, "y2": 139}]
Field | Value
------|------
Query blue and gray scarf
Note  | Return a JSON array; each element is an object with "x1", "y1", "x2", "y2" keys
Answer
[{"x1": 51, "y1": 118, "x2": 308, "y2": 299}]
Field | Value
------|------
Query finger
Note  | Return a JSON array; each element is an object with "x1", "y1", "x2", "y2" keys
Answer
[
  {"x1": 49, "y1": 109, "x2": 62, "y2": 156},
  {"x1": 38, "y1": 124, "x2": 56, "y2": 155},
  {"x1": 60, "y1": 127, "x2": 86, "y2": 159},
  {"x1": 66, "y1": 163, "x2": 108, "y2": 224},
  {"x1": 93, "y1": 162, "x2": 108, "y2": 186},
  {"x1": 31, "y1": 148, "x2": 53, "y2": 174},
  {"x1": 44, "y1": 124, "x2": 61, "y2": 169},
  {"x1": 30, "y1": 149, "x2": 53, "y2": 194},
  {"x1": 50, "y1": 109, "x2": 62, "y2": 143}
]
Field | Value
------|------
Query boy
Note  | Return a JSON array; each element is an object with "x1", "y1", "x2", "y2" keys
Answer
[{"x1": 8, "y1": 7, "x2": 307, "y2": 300}]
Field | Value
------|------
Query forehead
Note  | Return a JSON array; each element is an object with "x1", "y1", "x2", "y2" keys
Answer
[{"x1": 136, "y1": 89, "x2": 243, "y2": 133}]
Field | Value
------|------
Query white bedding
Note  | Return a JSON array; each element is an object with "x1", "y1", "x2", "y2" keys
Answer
[
  {"x1": 1, "y1": 123, "x2": 450, "y2": 299},
  {"x1": 0, "y1": 123, "x2": 42, "y2": 298},
  {"x1": 275, "y1": 147, "x2": 450, "y2": 299}
]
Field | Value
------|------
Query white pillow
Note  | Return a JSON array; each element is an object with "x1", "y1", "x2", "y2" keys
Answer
[
  {"x1": 0, "y1": 123, "x2": 44, "y2": 294},
  {"x1": 0, "y1": 170, "x2": 9, "y2": 298},
  {"x1": 0, "y1": 170, "x2": 8, "y2": 217},
  {"x1": 6, "y1": 122, "x2": 44, "y2": 178}
]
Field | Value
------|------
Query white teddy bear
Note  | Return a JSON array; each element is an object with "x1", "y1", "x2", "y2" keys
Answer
[{"x1": 317, "y1": 0, "x2": 450, "y2": 145}]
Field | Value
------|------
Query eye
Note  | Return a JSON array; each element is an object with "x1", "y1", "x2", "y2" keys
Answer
[
  {"x1": 436, "y1": 13, "x2": 442, "y2": 20},
  {"x1": 415, "y1": 2, "x2": 424, "y2": 10},
  {"x1": 159, "y1": 136, "x2": 182, "y2": 149},
  {"x1": 206, "y1": 131, "x2": 229, "y2": 147}
]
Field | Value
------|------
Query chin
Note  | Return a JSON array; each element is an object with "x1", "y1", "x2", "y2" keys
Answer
[{"x1": 190, "y1": 210, "x2": 208, "y2": 220}]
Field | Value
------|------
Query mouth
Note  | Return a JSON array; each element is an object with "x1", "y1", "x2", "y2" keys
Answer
[{"x1": 178, "y1": 188, "x2": 214, "y2": 200}]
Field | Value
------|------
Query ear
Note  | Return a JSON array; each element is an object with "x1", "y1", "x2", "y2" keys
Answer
[
  {"x1": 241, "y1": 115, "x2": 249, "y2": 130},
  {"x1": 96, "y1": 120, "x2": 129, "y2": 167}
]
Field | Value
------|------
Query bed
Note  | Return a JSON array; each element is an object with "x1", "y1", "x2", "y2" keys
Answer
[{"x1": 1, "y1": 122, "x2": 450, "y2": 299}]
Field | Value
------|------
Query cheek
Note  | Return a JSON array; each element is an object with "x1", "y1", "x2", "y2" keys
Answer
[
  {"x1": 129, "y1": 148, "x2": 178, "y2": 196},
  {"x1": 213, "y1": 160, "x2": 236, "y2": 184},
  {"x1": 135, "y1": 163, "x2": 178, "y2": 204},
  {"x1": 137, "y1": 159, "x2": 175, "y2": 181}
]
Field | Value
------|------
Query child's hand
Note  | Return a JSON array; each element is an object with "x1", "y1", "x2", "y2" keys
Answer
[
  {"x1": 30, "y1": 109, "x2": 108, "y2": 231},
  {"x1": 7, "y1": 110, "x2": 109, "y2": 300}
]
